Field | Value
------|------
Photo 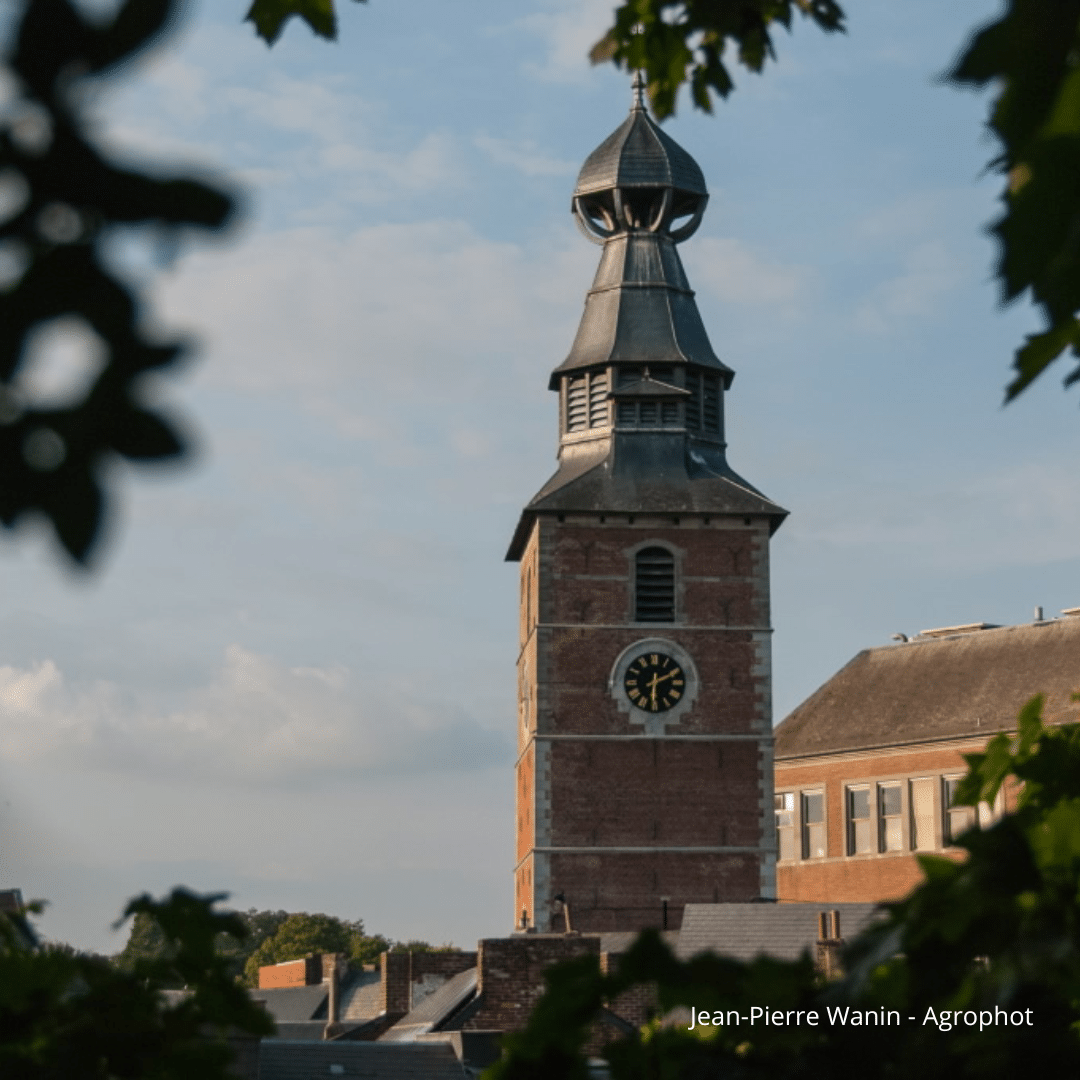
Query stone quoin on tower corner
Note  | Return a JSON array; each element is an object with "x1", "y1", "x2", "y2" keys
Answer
[{"x1": 507, "y1": 76, "x2": 788, "y2": 934}]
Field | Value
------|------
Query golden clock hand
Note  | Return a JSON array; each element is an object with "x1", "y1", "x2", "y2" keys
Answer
[{"x1": 648, "y1": 671, "x2": 660, "y2": 708}]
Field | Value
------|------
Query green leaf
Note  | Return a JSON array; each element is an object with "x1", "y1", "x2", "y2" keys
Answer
[
  {"x1": 245, "y1": 0, "x2": 367, "y2": 45},
  {"x1": 110, "y1": 406, "x2": 185, "y2": 461},
  {"x1": 1006, "y1": 320, "x2": 1080, "y2": 400},
  {"x1": 590, "y1": 0, "x2": 845, "y2": 120}
]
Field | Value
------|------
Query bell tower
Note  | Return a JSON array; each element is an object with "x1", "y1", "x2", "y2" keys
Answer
[{"x1": 508, "y1": 77, "x2": 786, "y2": 933}]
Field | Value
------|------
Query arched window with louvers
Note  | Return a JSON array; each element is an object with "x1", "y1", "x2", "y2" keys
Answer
[{"x1": 634, "y1": 546, "x2": 676, "y2": 622}]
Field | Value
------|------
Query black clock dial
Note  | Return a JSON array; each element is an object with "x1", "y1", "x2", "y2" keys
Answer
[{"x1": 623, "y1": 651, "x2": 686, "y2": 712}]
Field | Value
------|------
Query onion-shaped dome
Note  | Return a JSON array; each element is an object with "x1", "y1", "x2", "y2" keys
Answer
[{"x1": 573, "y1": 73, "x2": 708, "y2": 244}]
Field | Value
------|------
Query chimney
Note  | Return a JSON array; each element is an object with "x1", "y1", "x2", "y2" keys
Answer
[
  {"x1": 815, "y1": 910, "x2": 843, "y2": 980},
  {"x1": 322, "y1": 953, "x2": 343, "y2": 1040}
]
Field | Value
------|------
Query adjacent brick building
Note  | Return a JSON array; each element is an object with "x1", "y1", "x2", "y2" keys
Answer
[
  {"x1": 507, "y1": 76, "x2": 786, "y2": 933},
  {"x1": 774, "y1": 613, "x2": 1080, "y2": 902}
]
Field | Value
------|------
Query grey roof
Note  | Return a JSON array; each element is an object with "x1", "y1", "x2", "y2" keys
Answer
[
  {"x1": 507, "y1": 436, "x2": 787, "y2": 560},
  {"x1": 380, "y1": 968, "x2": 478, "y2": 1042},
  {"x1": 338, "y1": 968, "x2": 383, "y2": 1022},
  {"x1": 598, "y1": 930, "x2": 679, "y2": 955},
  {"x1": 575, "y1": 93, "x2": 706, "y2": 198},
  {"x1": 250, "y1": 983, "x2": 328, "y2": 1024},
  {"x1": 775, "y1": 617, "x2": 1080, "y2": 760},
  {"x1": 549, "y1": 232, "x2": 732, "y2": 386},
  {"x1": 259, "y1": 1040, "x2": 465, "y2": 1080},
  {"x1": 270, "y1": 1022, "x2": 330, "y2": 1041},
  {"x1": 676, "y1": 903, "x2": 883, "y2": 963}
]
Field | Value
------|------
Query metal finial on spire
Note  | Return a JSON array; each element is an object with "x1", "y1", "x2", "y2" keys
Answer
[{"x1": 631, "y1": 70, "x2": 646, "y2": 111}]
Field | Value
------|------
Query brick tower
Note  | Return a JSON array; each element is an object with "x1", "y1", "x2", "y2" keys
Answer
[{"x1": 507, "y1": 77, "x2": 787, "y2": 934}]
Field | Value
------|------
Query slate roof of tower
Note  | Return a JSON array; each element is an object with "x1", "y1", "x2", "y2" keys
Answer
[
  {"x1": 677, "y1": 903, "x2": 883, "y2": 962},
  {"x1": 575, "y1": 93, "x2": 707, "y2": 197},
  {"x1": 550, "y1": 226, "x2": 733, "y2": 385},
  {"x1": 775, "y1": 616, "x2": 1080, "y2": 760}
]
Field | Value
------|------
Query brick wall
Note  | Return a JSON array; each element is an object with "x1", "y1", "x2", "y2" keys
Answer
[
  {"x1": 516, "y1": 513, "x2": 775, "y2": 931},
  {"x1": 379, "y1": 950, "x2": 479, "y2": 1016},
  {"x1": 258, "y1": 955, "x2": 322, "y2": 989},
  {"x1": 775, "y1": 739, "x2": 1018, "y2": 903},
  {"x1": 464, "y1": 934, "x2": 601, "y2": 1032}
]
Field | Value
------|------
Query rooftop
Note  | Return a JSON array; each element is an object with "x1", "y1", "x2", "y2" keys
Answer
[{"x1": 775, "y1": 613, "x2": 1080, "y2": 759}]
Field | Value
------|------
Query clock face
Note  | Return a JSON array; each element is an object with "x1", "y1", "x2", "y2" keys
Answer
[{"x1": 622, "y1": 651, "x2": 686, "y2": 713}]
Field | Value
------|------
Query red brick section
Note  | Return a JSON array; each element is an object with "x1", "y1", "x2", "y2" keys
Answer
[
  {"x1": 775, "y1": 740, "x2": 1020, "y2": 903},
  {"x1": 515, "y1": 513, "x2": 774, "y2": 932},
  {"x1": 258, "y1": 955, "x2": 322, "y2": 989},
  {"x1": 464, "y1": 935, "x2": 601, "y2": 1032}
]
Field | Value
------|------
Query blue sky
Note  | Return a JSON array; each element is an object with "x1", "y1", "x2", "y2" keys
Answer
[{"x1": 4, "y1": 0, "x2": 1077, "y2": 954}]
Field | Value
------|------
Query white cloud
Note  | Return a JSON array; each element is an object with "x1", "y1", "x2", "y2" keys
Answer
[
  {"x1": 854, "y1": 240, "x2": 964, "y2": 331},
  {"x1": 475, "y1": 134, "x2": 576, "y2": 177},
  {"x1": 684, "y1": 237, "x2": 812, "y2": 312},
  {"x1": 154, "y1": 218, "x2": 591, "y2": 402},
  {"x1": 519, "y1": 0, "x2": 618, "y2": 84},
  {"x1": 0, "y1": 646, "x2": 511, "y2": 784},
  {"x1": 792, "y1": 462, "x2": 1080, "y2": 573}
]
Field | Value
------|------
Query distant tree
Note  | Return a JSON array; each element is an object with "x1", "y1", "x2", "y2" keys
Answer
[
  {"x1": 392, "y1": 939, "x2": 461, "y2": 955},
  {"x1": 241, "y1": 911, "x2": 365, "y2": 986},
  {"x1": 113, "y1": 906, "x2": 290, "y2": 986}
]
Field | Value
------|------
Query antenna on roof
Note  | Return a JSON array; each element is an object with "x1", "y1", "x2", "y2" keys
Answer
[{"x1": 631, "y1": 70, "x2": 647, "y2": 111}]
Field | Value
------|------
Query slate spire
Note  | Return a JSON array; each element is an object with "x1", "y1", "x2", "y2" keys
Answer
[{"x1": 507, "y1": 80, "x2": 785, "y2": 560}]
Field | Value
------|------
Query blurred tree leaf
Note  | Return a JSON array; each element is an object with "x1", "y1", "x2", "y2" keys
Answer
[
  {"x1": 0, "y1": 888, "x2": 273, "y2": 1080},
  {"x1": 591, "y1": 1, "x2": 845, "y2": 120},
  {"x1": 245, "y1": 0, "x2": 367, "y2": 45},
  {"x1": 948, "y1": 0, "x2": 1080, "y2": 399},
  {"x1": 0, "y1": 0, "x2": 235, "y2": 565}
]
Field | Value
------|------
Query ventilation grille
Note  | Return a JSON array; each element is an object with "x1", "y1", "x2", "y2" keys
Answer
[
  {"x1": 685, "y1": 376, "x2": 701, "y2": 428},
  {"x1": 635, "y1": 546, "x2": 675, "y2": 622},
  {"x1": 589, "y1": 372, "x2": 609, "y2": 427},
  {"x1": 703, "y1": 375, "x2": 720, "y2": 433},
  {"x1": 567, "y1": 377, "x2": 587, "y2": 431},
  {"x1": 566, "y1": 371, "x2": 611, "y2": 432}
]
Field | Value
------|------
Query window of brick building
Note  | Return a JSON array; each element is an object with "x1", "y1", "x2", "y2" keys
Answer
[
  {"x1": 634, "y1": 546, "x2": 675, "y2": 622},
  {"x1": 909, "y1": 777, "x2": 936, "y2": 851},
  {"x1": 878, "y1": 783, "x2": 902, "y2": 852},
  {"x1": 847, "y1": 786, "x2": 872, "y2": 855},
  {"x1": 943, "y1": 776, "x2": 974, "y2": 844},
  {"x1": 775, "y1": 792, "x2": 795, "y2": 861},
  {"x1": 801, "y1": 791, "x2": 826, "y2": 858}
]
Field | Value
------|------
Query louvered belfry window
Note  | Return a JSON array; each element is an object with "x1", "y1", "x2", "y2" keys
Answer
[
  {"x1": 635, "y1": 546, "x2": 675, "y2": 622},
  {"x1": 566, "y1": 377, "x2": 588, "y2": 431},
  {"x1": 566, "y1": 371, "x2": 610, "y2": 432},
  {"x1": 588, "y1": 371, "x2": 609, "y2": 427}
]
